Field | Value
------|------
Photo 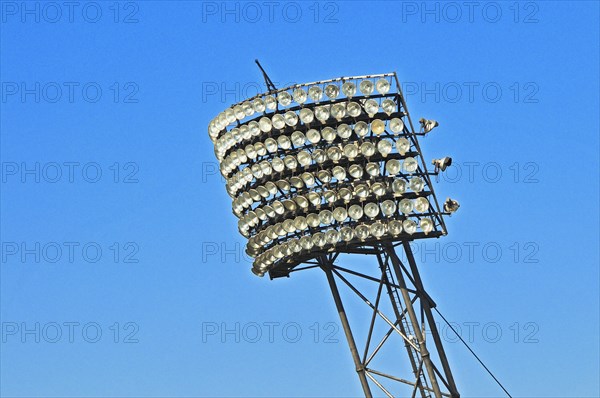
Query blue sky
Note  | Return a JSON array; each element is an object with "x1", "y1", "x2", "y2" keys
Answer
[{"x1": 1, "y1": 1, "x2": 599, "y2": 397}]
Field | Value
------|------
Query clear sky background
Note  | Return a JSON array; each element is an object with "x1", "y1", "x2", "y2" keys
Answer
[{"x1": 1, "y1": 1, "x2": 599, "y2": 397}]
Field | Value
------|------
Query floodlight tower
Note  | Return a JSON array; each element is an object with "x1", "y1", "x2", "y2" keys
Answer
[{"x1": 208, "y1": 68, "x2": 461, "y2": 398}]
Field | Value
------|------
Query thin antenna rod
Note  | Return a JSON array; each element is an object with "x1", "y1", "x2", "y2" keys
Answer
[{"x1": 255, "y1": 59, "x2": 277, "y2": 93}]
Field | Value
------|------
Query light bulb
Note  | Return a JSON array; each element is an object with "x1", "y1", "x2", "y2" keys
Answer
[
  {"x1": 382, "y1": 99, "x2": 396, "y2": 115},
  {"x1": 390, "y1": 118, "x2": 405, "y2": 134},
  {"x1": 340, "y1": 226, "x2": 354, "y2": 241},
  {"x1": 409, "y1": 177, "x2": 425, "y2": 192},
  {"x1": 273, "y1": 201, "x2": 285, "y2": 215},
  {"x1": 254, "y1": 142, "x2": 267, "y2": 156},
  {"x1": 291, "y1": 131, "x2": 306, "y2": 146},
  {"x1": 403, "y1": 219, "x2": 417, "y2": 234},
  {"x1": 290, "y1": 176, "x2": 303, "y2": 188},
  {"x1": 283, "y1": 155, "x2": 298, "y2": 170},
  {"x1": 264, "y1": 205, "x2": 275, "y2": 218},
  {"x1": 248, "y1": 121, "x2": 260, "y2": 137},
  {"x1": 326, "y1": 146, "x2": 342, "y2": 162},
  {"x1": 265, "y1": 95, "x2": 277, "y2": 110},
  {"x1": 294, "y1": 216, "x2": 308, "y2": 231},
  {"x1": 371, "y1": 182, "x2": 386, "y2": 196},
  {"x1": 326, "y1": 229, "x2": 341, "y2": 244},
  {"x1": 338, "y1": 187, "x2": 352, "y2": 201},
  {"x1": 284, "y1": 111, "x2": 298, "y2": 126},
  {"x1": 414, "y1": 197, "x2": 429, "y2": 213},
  {"x1": 289, "y1": 239, "x2": 302, "y2": 253},
  {"x1": 347, "y1": 102, "x2": 361, "y2": 117},
  {"x1": 420, "y1": 218, "x2": 433, "y2": 234},
  {"x1": 370, "y1": 222, "x2": 385, "y2": 237},
  {"x1": 319, "y1": 210, "x2": 333, "y2": 224},
  {"x1": 240, "y1": 125, "x2": 251, "y2": 140},
  {"x1": 403, "y1": 157, "x2": 418, "y2": 173},
  {"x1": 278, "y1": 91, "x2": 292, "y2": 106},
  {"x1": 344, "y1": 143, "x2": 359, "y2": 159},
  {"x1": 307, "y1": 129, "x2": 321, "y2": 144},
  {"x1": 337, "y1": 123, "x2": 352, "y2": 139},
  {"x1": 359, "y1": 80, "x2": 374, "y2": 96},
  {"x1": 325, "y1": 84, "x2": 339, "y2": 99},
  {"x1": 355, "y1": 184, "x2": 369, "y2": 199},
  {"x1": 283, "y1": 219, "x2": 295, "y2": 233},
  {"x1": 388, "y1": 219, "x2": 403, "y2": 235},
  {"x1": 376, "y1": 78, "x2": 391, "y2": 94},
  {"x1": 386, "y1": 159, "x2": 401, "y2": 175},
  {"x1": 396, "y1": 137, "x2": 410, "y2": 154},
  {"x1": 342, "y1": 82, "x2": 356, "y2": 97},
  {"x1": 245, "y1": 144, "x2": 257, "y2": 159},
  {"x1": 272, "y1": 157, "x2": 284, "y2": 172},
  {"x1": 381, "y1": 200, "x2": 396, "y2": 216},
  {"x1": 364, "y1": 99, "x2": 379, "y2": 116},
  {"x1": 313, "y1": 232, "x2": 326, "y2": 247},
  {"x1": 299, "y1": 108, "x2": 314, "y2": 124},
  {"x1": 272, "y1": 114, "x2": 285, "y2": 130},
  {"x1": 317, "y1": 170, "x2": 332, "y2": 183},
  {"x1": 322, "y1": 127, "x2": 336, "y2": 142},
  {"x1": 297, "y1": 170, "x2": 312, "y2": 185},
  {"x1": 377, "y1": 139, "x2": 393, "y2": 157},
  {"x1": 348, "y1": 164, "x2": 363, "y2": 179},
  {"x1": 259, "y1": 117, "x2": 272, "y2": 132},
  {"x1": 313, "y1": 149, "x2": 326, "y2": 163},
  {"x1": 364, "y1": 202, "x2": 380, "y2": 218},
  {"x1": 265, "y1": 138, "x2": 278, "y2": 153},
  {"x1": 315, "y1": 105, "x2": 330, "y2": 122},
  {"x1": 242, "y1": 102, "x2": 253, "y2": 116},
  {"x1": 307, "y1": 192, "x2": 321, "y2": 206},
  {"x1": 366, "y1": 162, "x2": 380, "y2": 177},
  {"x1": 360, "y1": 141, "x2": 376, "y2": 157},
  {"x1": 307, "y1": 213, "x2": 320, "y2": 227},
  {"x1": 265, "y1": 181, "x2": 277, "y2": 195},
  {"x1": 308, "y1": 86, "x2": 323, "y2": 102},
  {"x1": 331, "y1": 103, "x2": 347, "y2": 120},
  {"x1": 234, "y1": 105, "x2": 245, "y2": 120},
  {"x1": 332, "y1": 166, "x2": 346, "y2": 180},
  {"x1": 277, "y1": 135, "x2": 291, "y2": 150},
  {"x1": 399, "y1": 198, "x2": 414, "y2": 214},
  {"x1": 333, "y1": 207, "x2": 348, "y2": 222},
  {"x1": 371, "y1": 119, "x2": 385, "y2": 135},
  {"x1": 253, "y1": 98, "x2": 266, "y2": 113},
  {"x1": 355, "y1": 121, "x2": 369, "y2": 137},
  {"x1": 293, "y1": 88, "x2": 307, "y2": 104},
  {"x1": 295, "y1": 196, "x2": 309, "y2": 209},
  {"x1": 300, "y1": 236, "x2": 313, "y2": 250},
  {"x1": 355, "y1": 224, "x2": 370, "y2": 240},
  {"x1": 348, "y1": 204, "x2": 364, "y2": 220}
]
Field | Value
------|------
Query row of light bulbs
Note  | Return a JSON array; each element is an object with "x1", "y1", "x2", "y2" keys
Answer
[
  {"x1": 219, "y1": 117, "x2": 407, "y2": 177},
  {"x1": 214, "y1": 98, "x2": 405, "y2": 161},
  {"x1": 242, "y1": 193, "x2": 432, "y2": 241},
  {"x1": 247, "y1": 204, "x2": 434, "y2": 258},
  {"x1": 209, "y1": 77, "x2": 395, "y2": 140},
  {"x1": 239, "y1": 178, "x2": 429, "y2": 233},
  {"x1": 251, "y1": 216, "x2": 434, "y2": 276},
  {"x1": 232, "y1": 171, "x2": 425, "y2": 217},
  {"x1": 226, "y1": 146, "x2": 419, "y2": 197}
]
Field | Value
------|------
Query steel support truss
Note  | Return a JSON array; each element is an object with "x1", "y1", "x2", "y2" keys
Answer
[{"x1": 312, "y1": 241, "x2": 460, "y2": 398}]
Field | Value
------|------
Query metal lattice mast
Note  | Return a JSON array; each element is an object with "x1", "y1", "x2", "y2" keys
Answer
[{"x1": 208, "y1": 67, "x2": 464, "y2": 397}]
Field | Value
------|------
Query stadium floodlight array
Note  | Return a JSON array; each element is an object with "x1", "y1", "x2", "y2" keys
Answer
[{"x1": 208, "y1": 72, "x2": 458, "y2": 278}]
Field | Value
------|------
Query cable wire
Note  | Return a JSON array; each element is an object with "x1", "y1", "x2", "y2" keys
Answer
[{"x1": 433, "y1": 307, "x2": 513, "y2": 398}]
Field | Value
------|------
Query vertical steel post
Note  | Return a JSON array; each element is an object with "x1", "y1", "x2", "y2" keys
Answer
[
  {"x1": 382, "y1": 245, "x2": 444, "y2": 398},
  {"x1": 399, "y1": 241, "x2": 460, "y2": 397},
  {"x1": 375, "y1": 252, "x2": 428, "y2": 398},
  {"x1": 320, "y1": 257, "x2": 373, "y2": 398}
]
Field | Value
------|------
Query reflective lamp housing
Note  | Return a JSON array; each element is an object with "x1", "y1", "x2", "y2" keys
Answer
[{"x1": 208, "y1": 72, "x2": 457, "y2": 278}]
